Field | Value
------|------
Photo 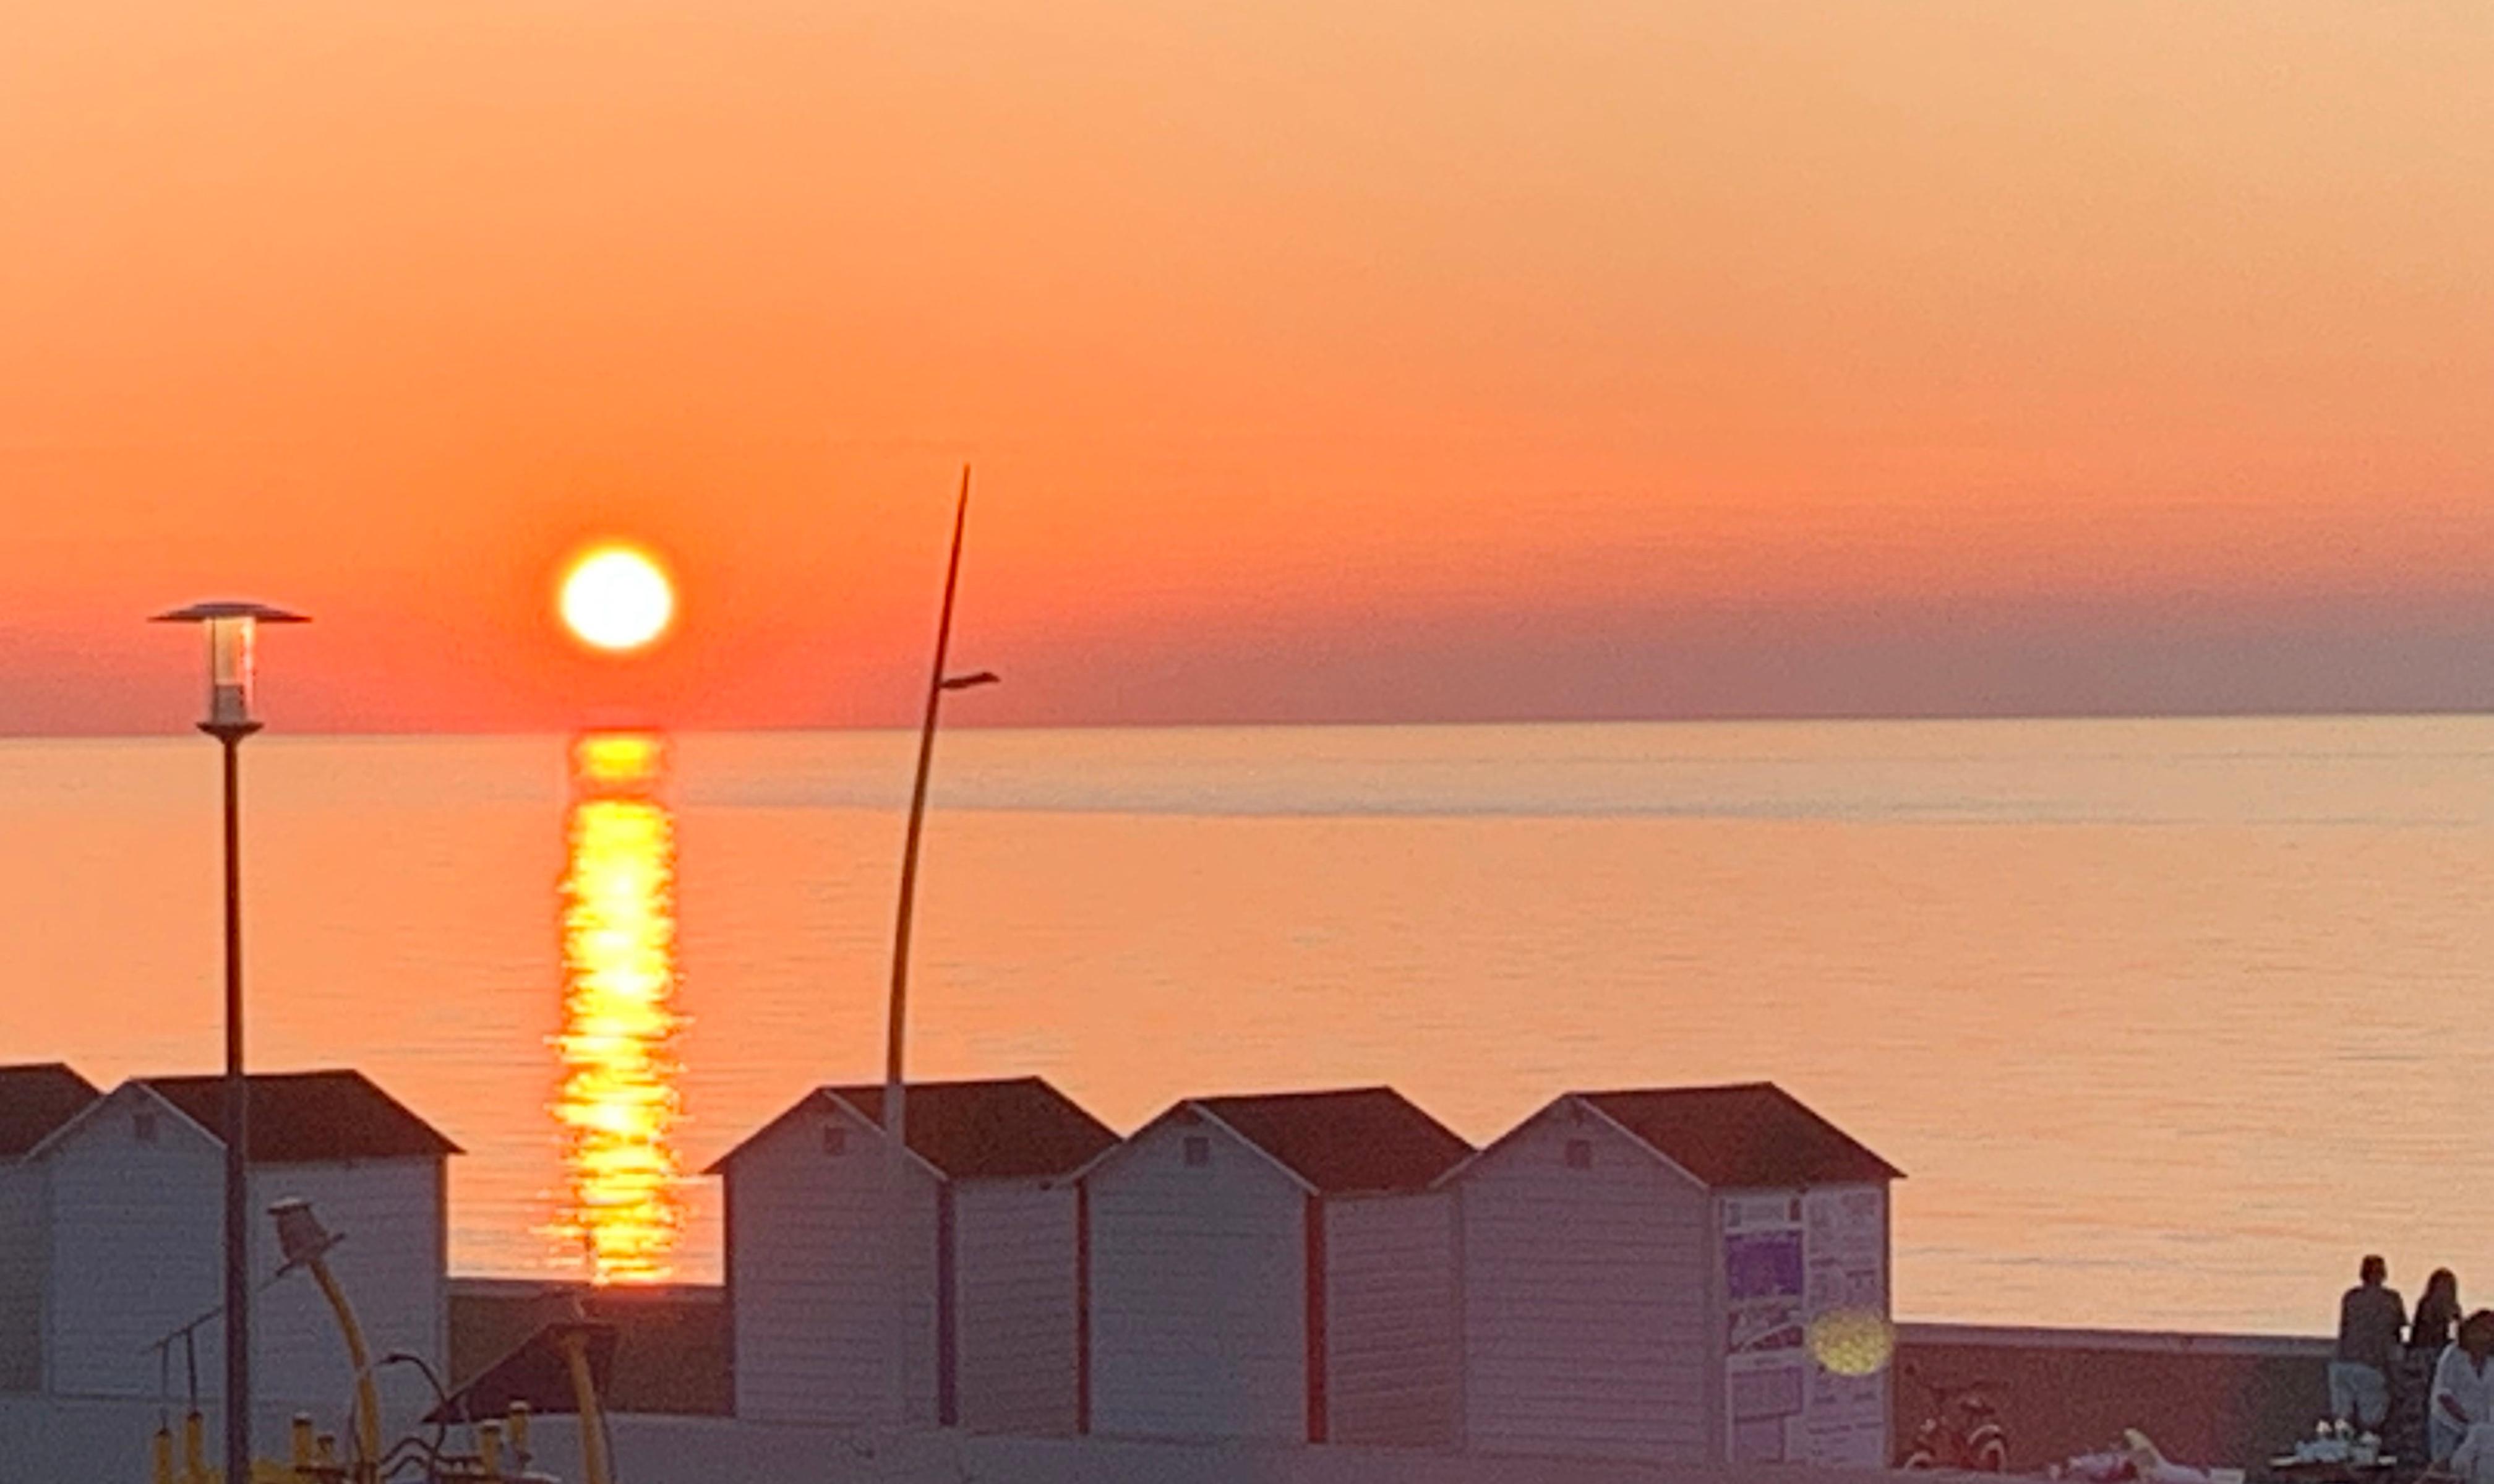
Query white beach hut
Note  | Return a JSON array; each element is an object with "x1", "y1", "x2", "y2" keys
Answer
[
  {"x1": 25, "y1": 1070, "x2": 459, "y2": 1405},
  {"x1": 1081, "y1": 1086, "x2": 1474, "y2": 1446},
  {"x1": 1447, "y1": 1082, "x2": 1902, "y2": 1467},
  {"x1": 709, "y1": 1076, "x2": 1118, "y2": 1433},
  {"x1": 0, "y1": 1063, "x2": 102, "y2": 1393}
]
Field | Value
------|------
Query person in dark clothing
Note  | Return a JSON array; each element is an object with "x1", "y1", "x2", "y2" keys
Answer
[
  {"x1": 2417, "y1": 1271, "x2": 2464, "y2": 1353},
  {"x1": 2334, "y1": 1255, "x2": 2409, "y2": 1431}
]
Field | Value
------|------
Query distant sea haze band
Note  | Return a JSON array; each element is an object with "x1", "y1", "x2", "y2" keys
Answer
[{"x1": 1, "y1": 716, "x2": 2487, "y2": 1334}]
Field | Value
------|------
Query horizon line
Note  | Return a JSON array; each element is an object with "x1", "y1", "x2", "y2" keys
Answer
[{"x1": 4, "y1": 703, "x2": 2492, "y2": 745}]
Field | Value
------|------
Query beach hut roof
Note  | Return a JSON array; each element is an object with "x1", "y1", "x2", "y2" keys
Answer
[
  {"x1": 0, "y1": 1063, "x2": 101, "y2": 1159},
  {"x1": 33, "y1": 1070, "x2": 458, "y2": 1163},
  {"x1": 1181, "y1": 1087, "x2": 1473, "y2": 1196},
  {"x1": 1575, "y1": 1083, "x2": 1901, "y2": 1187},
  {"x1": 707, "y1": 1076, "x2": 1116, "y2": 1182}
]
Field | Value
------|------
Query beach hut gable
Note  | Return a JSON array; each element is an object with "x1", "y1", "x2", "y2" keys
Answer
[
  {"x1": 707, "y1": 1076, "x2": 1114, "y2": 1186},
  {"x1": 1082, "y1": 1087, "x2": 1472, "y2": 1447},
  {"x1": 27, "y1": 1071, "x2": 454, "y2": 1406},
  {"x1": 1439, "y1": 1094, "x2": 1710, "y2": 1192},
  {"x1": 30, "y1": 1070, "x2": 463, "y2": 1166},
  {"x1": 1448, "y1": 1083, "x2": 1899, "y2": 1469},
  {"x1": 25, "y1": 1080, "x2": 219, "y2": 1164},
  {"x1": 715, "y1": 1076, "x2": 1115, "y2": 1434}
]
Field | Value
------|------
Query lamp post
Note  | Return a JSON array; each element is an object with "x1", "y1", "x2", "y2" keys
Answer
[
  {"x1": 881, "y1": 468, "x2": 997, "y2": 1428},
  {"x1": 153, "y1": 599, "x2": 307, "y2": 1484}
]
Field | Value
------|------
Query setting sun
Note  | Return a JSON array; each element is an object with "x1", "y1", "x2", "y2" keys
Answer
[{"x1": 560, "y1": 546, "x2": 675, "y2": 653}]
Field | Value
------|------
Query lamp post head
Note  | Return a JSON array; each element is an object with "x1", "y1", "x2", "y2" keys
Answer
[
  {"x1": 268, "y1": 1196, "x2": 345, "y2": 1274},
  {"x1": 938, "y1": 671, "x2": 1000, "y2": 693},
  {"x1": 152, "y1": 601, "x2": 309, "y2": 732}
]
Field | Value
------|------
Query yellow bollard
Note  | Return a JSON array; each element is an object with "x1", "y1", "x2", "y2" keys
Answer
[
  {"x1": 152, "y1": 1423, "x2": 175, "y2": 1484},
  {"x1": 478, "y1": 1419, "x2": 505, "y2": 1482},
  {"x1": 506, "y1": 1400, "x2": 531, "y2": 1460},
  {"x1": 290, "y1": 1414, "x2": 315, "y2": 1474}
]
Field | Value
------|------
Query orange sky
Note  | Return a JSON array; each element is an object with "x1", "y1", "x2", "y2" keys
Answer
[{"x1": 2, "y1": 1, "x2": 2488, "y2": 732}]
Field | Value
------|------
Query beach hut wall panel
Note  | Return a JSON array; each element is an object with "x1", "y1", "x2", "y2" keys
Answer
[
  {"x1": 713, "y1": 1078, "x2": 1114, "y2": 1433},
  {"x1": 1082, "y1": 1088, "x2": 1474, "y2": 1446},
  {"x1": 243, "y1": 1156, "x2": 450, "y2": 1403},
  {"x1": 1452, "y1": 1099, "x2": 1714, "y2": 1461},
  {"x1": 718, "y1": 1096, "x2": 941, "y2": 1426},
  {"x1": 951, "y1": 1180, "x2": 1085, "y2": 1436},
  {"x1": 1449, "y1": 1084, "x2": 1901, "y2": 1469},
  {"x1": 35, "y1": 1073, "x2": 458, "y2": 1404},
  {"x1": 0, "y1": 1063, "x2": 100, "y2": 1392},
  {"x1": 40, "y1": 1087, "x2": 223, "y2": 1397},
  {"x1": 1084, "y1": 1113, "x2": 1311, "y2": 1441},
  {"x1": 1322, "y1": 1190, "x2": 1460, "y2": 1448},
  {"x1": 0, "y1": 1166, "x2": 48, "y2": 1391}
]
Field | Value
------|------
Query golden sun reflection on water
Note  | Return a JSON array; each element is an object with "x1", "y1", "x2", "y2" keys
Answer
[{"x1": 551, "y1": 732, "x2": 685, "y2": 1284}]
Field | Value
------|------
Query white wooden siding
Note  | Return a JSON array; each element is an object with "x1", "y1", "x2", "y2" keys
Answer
[
  {"x1": 726, "y1": 1101, "x2": 940, "y2": 1425},
  {"x1": 40, "y1": 1089, "x2": 449, "y2": 1405},
  {"x1": 951, "y1": 1181, "x2": 1081, "y2": 1436},
  {"x1": 1457, "y1": 1105, "x2": 1712, "y2": 1462},
  {"x1": 0, "y1": 1165, "x2": 48, "y2": 1392},
  {"x1": 246, "y1": 1159, "x2": 446, "y2": 1407},
  {"x1": 1086, "y1": 1117, "x2": 1308, "y2": 1441},
  {"x1": 43, "y1": 1094, "x2": 228, "y2": 1398},
  {"x1": 1324, "y1": 1191, "x2": 1458, "y2": 1448}
]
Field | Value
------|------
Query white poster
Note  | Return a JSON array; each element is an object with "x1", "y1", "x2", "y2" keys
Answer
[
  {"x1": 1801, "y1": 1186, "x2": 1890, "y2": 1469},
  {"x1": 1723, "y1": 1192, "x2": 1809, "y2": 1463},
  {"x1": 1723, "y1": 1186, "x2": 1891, "y2": 1469}
]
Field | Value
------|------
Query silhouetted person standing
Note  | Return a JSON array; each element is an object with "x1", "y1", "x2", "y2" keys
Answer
[
  {"x1": 2334, "y1": 1255, "x2": 2407, "y2": 1432},
  {"x1": 2417, "y1": 1271, "x2": 2464, "y2": 1353}
]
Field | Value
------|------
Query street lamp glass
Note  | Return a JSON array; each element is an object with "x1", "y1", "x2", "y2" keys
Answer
[
  {"x1": 152, "y1": 601, "x2": 307, "y2": 729},
  {"x1": 207, "y1": 616, "x2": 256, "y2": 728}
]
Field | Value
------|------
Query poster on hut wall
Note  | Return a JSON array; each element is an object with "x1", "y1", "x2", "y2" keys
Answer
[
  {"x1": 1801, "y1": 1185, "x2": 1891, "y2": 1469},
  {"x1": 1722, "y1": 1191, "x2": 1809, "y2": 1463},
  {"x1": 1721, "y1": 1186, "x2": 1892, "y2": 1467}
]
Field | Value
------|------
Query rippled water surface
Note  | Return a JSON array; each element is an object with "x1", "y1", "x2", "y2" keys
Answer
[{"x1": 4, "y1": 718, "x2": 2488, "y2": 1333}]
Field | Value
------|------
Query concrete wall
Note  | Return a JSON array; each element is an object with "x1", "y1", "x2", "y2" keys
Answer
[
  {"x1": 1892, "y1": 1323, "x2": 2331, "y2": 1472},
  {"x1": 452, "y1": 1279, "x2": 732, "y2": 1418}
]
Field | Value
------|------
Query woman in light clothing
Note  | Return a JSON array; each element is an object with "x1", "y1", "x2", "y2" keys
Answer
[
  {"x1": 2453, "y1": 1423, "x2": 2494, "y2": 1484},
  {"x1": 2432, "y1": 1311, "x2": 2494, "y2": 1465}
]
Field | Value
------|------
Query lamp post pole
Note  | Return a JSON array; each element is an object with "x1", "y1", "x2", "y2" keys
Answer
[
  {"x1": 154, "y1": 600, "x2": 306, "y2": 1484},
  {"x1": 211, "y1": 716, "x2": 257, "y2": 1484},
  {"x1": 881, "y1": 468, "x2": 997, "y2": 1429}
]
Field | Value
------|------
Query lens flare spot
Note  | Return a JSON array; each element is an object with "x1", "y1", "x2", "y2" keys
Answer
[{"x1": 1808, "y1": 1307, "x2": 1896, "y2": 1378}]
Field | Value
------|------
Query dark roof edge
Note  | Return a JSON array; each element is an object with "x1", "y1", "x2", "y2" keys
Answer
[{"x1": 1580, "y1": 1084, "x2": 1905, "y2": 1183}]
